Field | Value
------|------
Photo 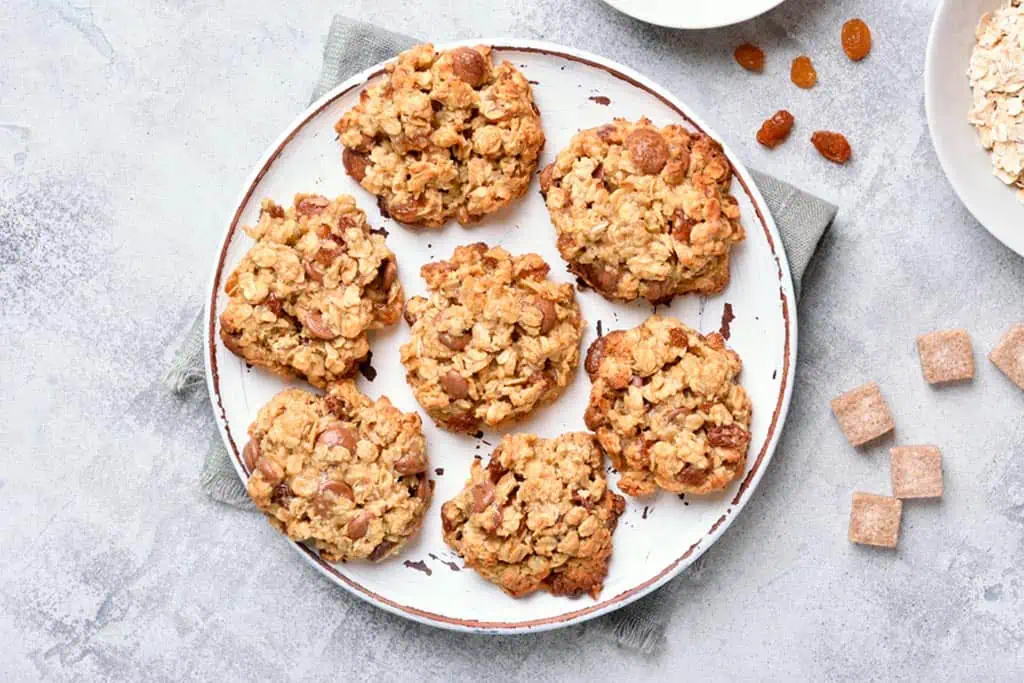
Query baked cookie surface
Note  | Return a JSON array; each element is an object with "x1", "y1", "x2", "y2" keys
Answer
[
  {"x1": 584, "y1": 315, "x2": 752, "y2": 496},
  {"x1": 540, "y1": 117, "x2": 745, "y2": 303},
  {"x1": 244, "y1": 382, "x2": 431, "y2": 563},
  {"x1": 401, "y1": 243, "x2": 583, "y2": 433},
  {"x1": 335, "y1": 43, "x2": 545, "y2": 228},
  {"x1": 219, "y1": 194, "x2": 403, "y2": 388},
  {"x1": 441, "y1": 432, "x2": 625, "y2": 598}
]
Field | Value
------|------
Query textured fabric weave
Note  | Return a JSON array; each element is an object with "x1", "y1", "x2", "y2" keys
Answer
[{"x1": 165, "y1": 15, "x2": 836, "y2": 653}]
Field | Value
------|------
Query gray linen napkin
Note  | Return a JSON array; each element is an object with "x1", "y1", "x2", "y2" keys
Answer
[{"x1": 164, "y1": 14, "x2": 836, "y2": 653}]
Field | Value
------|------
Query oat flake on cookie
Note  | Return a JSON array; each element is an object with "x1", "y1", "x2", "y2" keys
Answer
[{"x1": 968, "y1": 0, "x2": 1024, "y2": 203}]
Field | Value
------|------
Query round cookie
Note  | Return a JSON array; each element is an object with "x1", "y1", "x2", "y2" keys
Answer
[
  {"x1": 335, "y1": 43, "x2": 545, "y2": 228},
  {"x1": 219, "y1": 193, "x2": 403, "y2": 389},
  {"x1": 400, "y1": 243, "x2": 583, "y2": 433},
  {"x1": 540, "y1": 117, "x2": 745, "y2": 303},
  {"x1": 441, "y1": 432, "x2": 625, "y2": 598},
  {"x1": 244, "y1": 382, "x2": 432, "y2": 563},
  {"x1": 584, "y1": 315, "x2": 752, "y2": 497}
]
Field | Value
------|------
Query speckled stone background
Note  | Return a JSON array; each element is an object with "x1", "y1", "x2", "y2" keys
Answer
[{"x1": 2, "y1": 0, "x2": 1023, "y2": 680}]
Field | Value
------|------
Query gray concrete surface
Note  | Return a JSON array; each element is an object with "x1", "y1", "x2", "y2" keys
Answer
[{"x1": 2, "y1": 0, "x2": 1023, "y2": 680}]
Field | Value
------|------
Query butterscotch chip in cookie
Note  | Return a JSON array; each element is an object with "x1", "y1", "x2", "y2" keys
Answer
[
  {"x1": 245, "y1": 382, "x2": 432, "y2": 563},
  {"x1": 584, "y1": 315, "x2": 752, "y2": 497},
  {"x1": 890, "y1": 445, "x2": 943, "y2": 499},
  {"x1": 540, "y1": 117, "x2": 745, "y2": 303},
  {"x1": 335, "y1": 43, "x2": 545, "y2": 228},
  {"x1": 400, "y1": 243, "x2": 583, "y2": 433},
  {"x1": 848, "y1": 492, "x2": 902, "y2": 548},
  {"x1": 219, "y1": 194, "x2": 403, "y2": 388},
  {"x1": 917, "y1": 329, "x2": 975, "y2": 384},
  {"x1": 989, "y1": 323, "x2": 1024, "y2": 391},
  {"x1": 830, "y1": 382, "x2": 894, "y2": 447},
  {"x1": 440, "y1": 432, "x2": 625, "y2": 598}
]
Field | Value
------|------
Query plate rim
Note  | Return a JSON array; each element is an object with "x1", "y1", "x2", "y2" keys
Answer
[
  {"x1": 924, "y1": 0, "x2": 1024, "y2": 258},
  {"x1": 203, "y1": 37, "x2": 798, "y2": 633},
  {"x1": 599, "y1": 0, "x2": 787, "y2": 30}
]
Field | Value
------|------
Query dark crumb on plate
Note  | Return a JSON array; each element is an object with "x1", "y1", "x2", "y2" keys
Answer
[
  {"x1": 719, "y1": 302, "x2": 735, "y2": 340},
  {"x1": 429, "y1": 553, "x2": 461, "y2": 572},
  {"x1": 403, "y1": 560, "x2": 432, "y2": 576},
  {"x1": 589, "y1": 95, "x2": 611, "y2": 106},
  {"x1": 434, "y1": 467, "x2": 444, "y2": 476},
  {"x1": 358, "y1": 352, "x2": 377, "y2": 382}
]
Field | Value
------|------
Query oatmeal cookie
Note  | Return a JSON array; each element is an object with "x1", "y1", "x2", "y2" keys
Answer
[
  {"x1": 540, "y1": 118, "x2": 745, "y2": 303},
  {"x1": 584, "y1": 315, "x2": 752, "y2": 496},
  {"x1": 400, "y1": 243, "x2": 583, "y2": 433},
  {"x1": 441, "y1": 432, "x2": 625, "y2": 598},
  {"x1": 244, "y1": 382, "x2": 432, "y2": 563},
  {"x1": 219, "y1": 194, "x2": 403, "y2": 388},
  {"x1": 335, "y1": 43, "x2": 545, "y2": 227}
]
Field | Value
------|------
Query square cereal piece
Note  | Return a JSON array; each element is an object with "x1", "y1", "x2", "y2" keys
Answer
[
  {"x1": 916, "y1": 328, "x2": 974, "y2": 384},
  {"x1": 989, "y1": 324, "x2": 1024, "y2": 392},
  {"x1": 848, "y1": 492, "x2": 902, "y2": 548},
  {"x1": 830, "y1": 382, "x2": 895, "y2": 446},
  {"x1": 890, "y1": 445, "x2": 943, "y2": 498}
]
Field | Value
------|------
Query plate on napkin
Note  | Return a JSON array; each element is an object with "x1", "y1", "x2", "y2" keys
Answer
[{"x1": 204, "y1": 39, "x2": 797, "y2": 632}]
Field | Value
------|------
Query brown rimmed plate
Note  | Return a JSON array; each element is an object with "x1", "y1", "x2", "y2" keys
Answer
[{"x1": 204, "y1": 39, "x2": 797, "y2": 633}]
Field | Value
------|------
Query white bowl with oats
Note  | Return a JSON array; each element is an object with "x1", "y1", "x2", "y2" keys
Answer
[{"x1": 926, "y1": 0, "x2": 1024, "y2": 257}]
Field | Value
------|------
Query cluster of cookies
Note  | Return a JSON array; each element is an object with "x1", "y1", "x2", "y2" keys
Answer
[{"x1": 219, "y1": 44, "x2": 751, "y2": 599}]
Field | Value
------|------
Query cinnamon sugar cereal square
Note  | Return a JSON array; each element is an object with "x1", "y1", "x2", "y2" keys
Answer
[
  {"x1": 890, "y1": 445, "x2": 943, "y2": 499},
  {"x1": 848, "y1": 492, "x2": 902, "y2": 548},
  {"x1": 916, "y1": 329, "x2": 975, "y2": 384},
  {"x1": 830, "y1": 382, "x2": 895, "y2": 447},
  {"x1": 989, "y1": 324, "x2": 1024, "y2": 391}
]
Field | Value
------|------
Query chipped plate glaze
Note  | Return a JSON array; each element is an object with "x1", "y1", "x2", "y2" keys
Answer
[
  {"x1": 926, "y1": 0, "x2": 1024, "y2": 257},
  {"x1": 204, "y1": 39, "x2": 797, "y2": 633},
  {"x1": 600, "y1": 0, "x2": 787, "y2": 29}
]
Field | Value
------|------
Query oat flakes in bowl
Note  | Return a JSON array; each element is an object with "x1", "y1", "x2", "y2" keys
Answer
[{"x1": 968, "y1": 0, "x2": 1024, "y2": 202}]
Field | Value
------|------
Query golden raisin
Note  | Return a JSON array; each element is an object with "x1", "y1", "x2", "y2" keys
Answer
[
  {"x1": 842, "y1": 19, "x2": 872, "y2": 61},
  {"x1": 756, "y1": 110, "x2": 795, "y2": 149},
  {"x1": 790, "y1": 56, "x2": 817, "y2": 89},
  {"x1": 811, "y1": 131, "x2": 852, "y2": 164},
  {"x1": 733, "y1": 43, "x2": 765, "y2": 72}
]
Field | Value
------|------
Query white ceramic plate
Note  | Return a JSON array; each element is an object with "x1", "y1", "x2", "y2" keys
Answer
[
  {"x1": 600, "y1": 0, "x2": 786, "y2": 29},
  {"x1": 205, "y1": 39, "x2": 797, "y2": 633},
  {"x1": 926, "y1": 0, "x2": 1024, "y2": 257}
]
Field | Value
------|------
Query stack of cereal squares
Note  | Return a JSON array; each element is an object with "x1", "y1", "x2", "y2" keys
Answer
[{"x1": 831, "y1": 324, "x2": 1023, "y2": 549}]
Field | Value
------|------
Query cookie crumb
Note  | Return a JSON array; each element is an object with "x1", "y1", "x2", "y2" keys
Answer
[
  {"x1": 403, "y1": 560, "x2": 433, "y2": 576},
  {"x1": 849, "y1": 492, "x2": 902, "y2": 548},
  {"x1": 434, "y1": 467, "x2": 445, "y2": 476},
  {"x1": 890, "y1": 445, "x2": 943, "y2": 499},
  {"x1": 917, "y1": 328, "x2": 974, "y2": 384},
  {"x1": 989, "y1": 323, "x2": 1024, "y2": 391},
  {"x1": 830, "y1": 382, "x2": 895, "y2": 447},
  {"x1": 358, "y1": 352, "x2": 377, "y2": 382},
  {"x1": 589, "y1": 95, "x2": 611, "y2": 106},
  {"x1": 719, "y1": 303, "x2": 735, "y2": 340}
]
